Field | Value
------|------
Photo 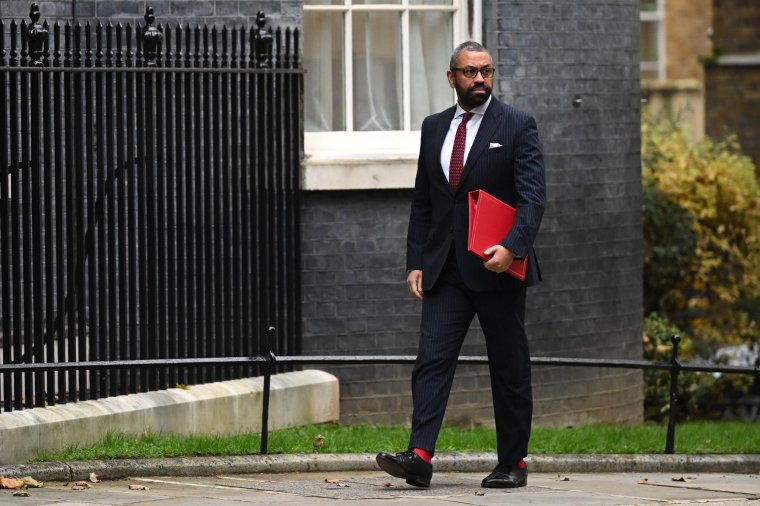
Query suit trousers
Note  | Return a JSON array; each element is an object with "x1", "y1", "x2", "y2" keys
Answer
[{"x1": 409, "y1": 247, "x2": 532, "y2": 466}]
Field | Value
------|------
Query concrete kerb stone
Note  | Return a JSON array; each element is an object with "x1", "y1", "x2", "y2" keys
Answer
[
  {"x1": 0, "y1": 462, "x2": 72, "y2": 483},
  {"x1": 1, "y1": 453, "x2": 758, "y2": 482},
  {"x1": 0, "y1": 370, "x2": 340, "y2": 465},
  {"x1": 528, "y1": 454, "x2": 760, "y2": 474}
]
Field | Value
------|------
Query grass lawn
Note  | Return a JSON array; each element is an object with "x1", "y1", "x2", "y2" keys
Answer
[{"x1": 29, "y1": 421, "x2": 760, "y2": 462}]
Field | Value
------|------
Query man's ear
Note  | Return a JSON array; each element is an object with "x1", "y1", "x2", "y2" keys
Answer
[{"x1": 447, "y1": 70, "x2": 455, "y2": 88}]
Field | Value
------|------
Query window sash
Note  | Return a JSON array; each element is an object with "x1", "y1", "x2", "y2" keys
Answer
[
  {"x1": 304, "y1": 0, "x2": 469, "y2": 134},
  {"x1": 639, "y1": 0, "x2": 665, "y2": 80},
  {"x1": 304, "y1": 0, "x2": 477, "y2": 163}
]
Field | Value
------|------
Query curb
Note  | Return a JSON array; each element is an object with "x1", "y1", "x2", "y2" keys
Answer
[{"x1": 2, "y1": 453, "x2": 759, "y2": 482}]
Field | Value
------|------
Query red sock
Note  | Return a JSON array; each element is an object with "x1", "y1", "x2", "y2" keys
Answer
[
  {"x1": 517, "y1": 458, "x2": 526, "y2": 469},
  {"x1": 412, "y1": 448, "x2": 433, "y2": 464}
]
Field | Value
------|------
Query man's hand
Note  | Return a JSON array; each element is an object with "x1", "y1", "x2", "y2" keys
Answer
[
  {"x1": 483, "y1": 245, "x2": 515, "y2": 273},
  {"x1": 407, "y1": 269, "x2": 424, "y2": 300}
]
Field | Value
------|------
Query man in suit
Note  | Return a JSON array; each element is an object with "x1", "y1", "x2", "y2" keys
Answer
[{"x1": 376, "y1": 41, "x2": 546, "y2": 489}]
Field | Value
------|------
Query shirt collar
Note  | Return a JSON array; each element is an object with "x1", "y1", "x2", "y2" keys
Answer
[{"x1": 455, "y1": 95, "x2": 492, "y2": 118}]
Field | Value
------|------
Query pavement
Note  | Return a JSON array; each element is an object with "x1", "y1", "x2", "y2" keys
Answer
[{"x1": 1, "y1": 453, "x2": 759, "y2": 505}]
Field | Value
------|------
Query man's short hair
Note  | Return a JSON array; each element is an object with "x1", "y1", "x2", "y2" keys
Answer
[{"x1": 449, "y1": 41, "x2": 490, "y2": 69}]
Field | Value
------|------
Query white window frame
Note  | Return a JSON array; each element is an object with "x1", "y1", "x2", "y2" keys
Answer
[
  {"x1": 640, "y1": 0, "x2": 666, "y2": 80},
  {"x1": 303, "y1": 0, "x2": 480, "y2": 189}
]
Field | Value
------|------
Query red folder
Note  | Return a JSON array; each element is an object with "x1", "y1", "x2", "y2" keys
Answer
[{"x1": 467, "y1": 189, "x2": 527, "y2": 281}]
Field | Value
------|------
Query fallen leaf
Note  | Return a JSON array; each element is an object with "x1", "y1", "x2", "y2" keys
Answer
[
  {"x1": 0, "y1": 477, "x2": 24, "y2": 489},
  {"x1": 383, "y1": 482, "x2": 393, "y2": 488},
  {"x1": 72, "y1": 481, "x2": 90, "y2": 491},
  {"x1": 313, "y1": 434, "x2": 325, "y2": 449},
  {"x1": 475, "y1": 491, "x2": 485, "y2": 496},
  {"x1": 638, "y1": 478, "x2": 649, "y2": 484},
  {"x1": 325, "y1": 478, "x2": 340, "y2": 484},
  {"x1": 555, "y1": 475, "x2": 570, "y2": 481},
  {"x1": 672, "y1": 476, "x2": 693, "y2": 482},
  {"x1": 21, "y1": 476, "x2": 43, "y2": 488},
  {"x1": 12, "y1": 490, "x2": 30, "y2": 497},
  {"x1": 337, "y1": 483, "x2": 349, "y2": 488},
  {"x1": 89, "y1": 472, "x2": 99, "y2": 483},
  {"x1": 128, "y1": 484, "x2": 150, "y2": 490}
]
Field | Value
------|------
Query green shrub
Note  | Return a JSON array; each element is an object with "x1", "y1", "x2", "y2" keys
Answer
[{"x1": 642, "y1": 113, "x2": 760, "y2": 353}]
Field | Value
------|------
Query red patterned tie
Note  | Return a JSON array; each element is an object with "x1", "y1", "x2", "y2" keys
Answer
[{"x1": 449, "y1": 111, "x2": 473, "y2": 190}]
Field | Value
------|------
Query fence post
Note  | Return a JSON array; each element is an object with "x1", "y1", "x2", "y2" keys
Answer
[
  {"x1": 260, "y1": 326, "x2": 277, "y2": 454},
  {"x1": 665, "y1": 334, "x2": 681, "y2": 454},
  {"x1": 26, "y1": 3, "x2": 47, "y2": 67}
]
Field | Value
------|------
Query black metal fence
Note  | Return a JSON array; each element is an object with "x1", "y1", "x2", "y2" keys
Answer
[
  {"x1": 3, "y1": 333, "x2": 757, "y2": 453},
  {"x1": 0, "y1": 4, "x2": 303, "y2": 412}
]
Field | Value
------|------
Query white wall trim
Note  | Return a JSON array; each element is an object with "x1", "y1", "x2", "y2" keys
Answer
[
  {"x1": 302, "y1": 156, "x2": 417, "y2": 191},
  {"x1": 714, "y1": 52, "x2": 760, "y2": 66}
]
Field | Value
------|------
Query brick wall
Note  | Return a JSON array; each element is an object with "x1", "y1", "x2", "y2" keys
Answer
[
  {"x1": 0, "y1": 0, "x2": 301, "y2": 27},
  {"x1": 705, "y1": 66, "x2": 760, "y2": 170},
  {"x1": 705, "y1": 0, "x2": 760, "y2": 169},
  {"x1": 300, "y1": 190, "x2": 497, "y2": 426},
  {"x1": 711, "y1": 0, "x2": 760, "y2": 54},
  {"x1": 485, "y1": 0, "x2": 644, "y2": 426},
  {"x1": 666, "y1": 0, "x2": 712, "y2": 80},
  {"x1": 302, "y1": 1, "x2": 644, "y2": 429}
]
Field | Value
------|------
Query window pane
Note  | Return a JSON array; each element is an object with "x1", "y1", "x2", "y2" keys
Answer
[
  {"x1": 410, "y1": 11, "x2": 453, "y2": 129},
  {"x1": 304, "y1": 11, "x2": 346, "y2": 132},
  {"x1": 640, "y1": 21, "x2": 658, "y2": 62},
  {"x1": 409, "y1": 0, "x2": 452, "y2": 5},
  {"x1": 352, "y1": 0, "x2": 402, "y2": 5},
  {"x1": 640, "y1": 67, "x2": 659, "y2": 81},
  {"x1": 352, "y1": 12, "x2": 402, "y2": 131},
  {"x1": 305, "y1": 0, "x2": 344, "y2": 4},
  {"x1": 640, "y1": 0, "x2": 658, "y2": 12}
]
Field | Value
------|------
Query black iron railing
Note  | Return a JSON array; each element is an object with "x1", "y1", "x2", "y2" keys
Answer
[
  {"x1": 0, "y1": 4, "x2": 303, "y2": 412},
  {"x1": 1, "y1": 332, "x2": 757, "y2": 454}
]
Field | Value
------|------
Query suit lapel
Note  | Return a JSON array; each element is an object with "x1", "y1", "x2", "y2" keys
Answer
[
  {"x1": 433, "y1": 106, "x2": 456, "y2": 190},
  {"x1": 458, "y1": 99, "x2": 503, "y2": 191}
]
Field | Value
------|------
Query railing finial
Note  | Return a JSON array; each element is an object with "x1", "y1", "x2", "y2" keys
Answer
[
  {"x1": 254, "y1": 11, "x2": 272, "y2": 68},
  {"x1": 142, "y1": 5, "x2": 163, "y2": 66},
  {"x1": 26, "y1": 2, "x2": 48, "y2": 67}
]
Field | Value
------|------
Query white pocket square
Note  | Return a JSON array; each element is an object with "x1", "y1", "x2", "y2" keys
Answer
[{"x1": 489, "y1": 142, "x2": 502, "y2": 149}]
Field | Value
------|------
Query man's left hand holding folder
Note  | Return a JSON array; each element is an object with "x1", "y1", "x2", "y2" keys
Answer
[{"x1": 482, "y1": 245, "x2": 516, "y2": 274}]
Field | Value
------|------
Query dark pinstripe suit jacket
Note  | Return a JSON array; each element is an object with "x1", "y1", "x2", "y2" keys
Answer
[{"x1": 406, "y1": 97, "x2": 546, "y2": 291}]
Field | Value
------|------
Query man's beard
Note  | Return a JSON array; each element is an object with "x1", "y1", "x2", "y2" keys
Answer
[{"x1": 458, "y1": 83, "x2": 491, "y2": 109}]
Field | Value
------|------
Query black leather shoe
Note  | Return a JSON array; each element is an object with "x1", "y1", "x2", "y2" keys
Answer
[
  {"x1": 376, "y1": 450, "x2": 432, "y2": 488},
  {"x1": 481, "y1": 462, "x2": 528, "y2": 488}
]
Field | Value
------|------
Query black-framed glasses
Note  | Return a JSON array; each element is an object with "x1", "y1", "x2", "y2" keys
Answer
[{"x1": 450, "y1": 66, "x2": 496, "y2": 78}]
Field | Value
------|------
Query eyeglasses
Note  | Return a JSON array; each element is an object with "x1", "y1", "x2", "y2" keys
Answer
[{"x1": 450, "y1": 66, "x2": 496, "y2": 78}]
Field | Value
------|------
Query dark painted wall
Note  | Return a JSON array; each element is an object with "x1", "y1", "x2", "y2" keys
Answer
[
  {"x1": 485, "y1": 0, "x2": 644, "y2": 425},
  {"x1": 301, "y1": 0, "x2": 644, "y2": 427}
]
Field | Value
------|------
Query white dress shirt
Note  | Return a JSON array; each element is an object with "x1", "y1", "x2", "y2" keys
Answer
[{"x1": 440, "y1": 95, "x2": 492, "y2": 184}]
